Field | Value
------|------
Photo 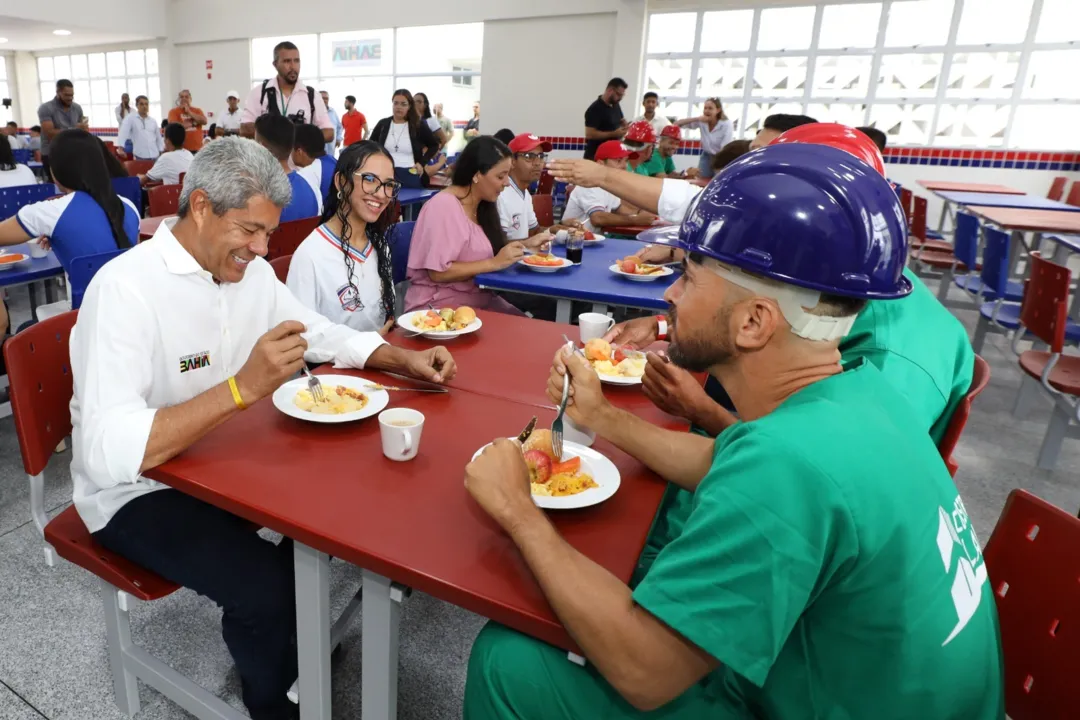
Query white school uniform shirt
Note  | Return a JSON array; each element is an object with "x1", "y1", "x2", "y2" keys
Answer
[
  {"x1": 562, "y1": 186, "x2": 621, "y2": 233},
  {"x1": 0, "y1": 164, "x2": 37, "y2": 188},
  {"x1": 287, "y1": 224, "x2": 389, "y2": 333},
  {"x1": 146, "y1": 149, "x2": 194, "y2": 185},
  {"x1": 385, "y1": 121, "x2": 414, "y2": 169},
  {"x1": 497, "y1": 178, "x2": 538, "y2": 240},
  {"x1": 69, "y1": 218, "x2": 388, "y2": 532},
  {"x1": 118, "y1": 113, "x2": 165, "y2": 159},
  {"x1": 219, "y1": 108, "x2": 243, "y2": 132},
  {"x1": 657, "y1": 178, "x2": 703, "y2": 224}
]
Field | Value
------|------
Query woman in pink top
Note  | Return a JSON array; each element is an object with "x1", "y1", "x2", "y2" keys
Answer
[{"x1": 405, "y1": 136, "x2": 549, "y2": 313}]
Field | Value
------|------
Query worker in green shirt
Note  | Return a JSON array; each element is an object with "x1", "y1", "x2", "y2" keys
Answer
[
  {"x1": 638, "y1": 124, "x2": 681, "y2": 177},
  {"x1": 462, "y1": 142, "x2": 1003, "y2": 720}
]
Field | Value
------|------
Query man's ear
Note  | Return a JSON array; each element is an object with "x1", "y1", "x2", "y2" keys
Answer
[{"x1": 733, "y1": 297, "x2": 782, "y2": 352}]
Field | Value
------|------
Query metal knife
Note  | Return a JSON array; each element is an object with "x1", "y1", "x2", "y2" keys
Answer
[{"x1": 517, "y1": 416, "x2": 538, "y2": 444}]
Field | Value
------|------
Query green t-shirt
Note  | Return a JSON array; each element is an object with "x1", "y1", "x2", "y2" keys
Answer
[
  {"x1": 641, "y1": 267, "x2": 977, "y2": 561},
  {"x1": 633, "y1": 361, "x2": 1003, "y2": 720},
  {"x1": 638, "y1": 151, "x2": 676, "y2": 177}
]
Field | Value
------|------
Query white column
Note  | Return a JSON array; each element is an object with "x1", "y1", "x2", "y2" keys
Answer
[
  {"x1": 611, "y1": 0, "x2": 647, "y2": 111},
  {"x1": 13, "y1": 51, "x2": 40, "y2": 128}
]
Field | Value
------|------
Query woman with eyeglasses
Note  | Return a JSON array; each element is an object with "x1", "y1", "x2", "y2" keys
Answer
[
  {"x1": 287, "y1": 142, "x2": 399, "y2": 334},
  {"x1": 673, "y1": 97, "x2": 733, "y2": 179},
  {"x1": 369, "y1": 89, "x2": 441, "y2": 190},
  {"x1": 405, "y1": 136, "x2": 550, "y2": 315}
]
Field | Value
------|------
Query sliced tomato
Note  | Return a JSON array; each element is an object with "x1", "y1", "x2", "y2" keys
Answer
[
  {"x1": 613, "y1": 347, "x2": 628, "y2": 363},
  {"x1": 551, "y1": 457, "x2": 581, "y2": 476},
  {"x1": 584, "y1": 231, "x2": 595, "y2": 241}
]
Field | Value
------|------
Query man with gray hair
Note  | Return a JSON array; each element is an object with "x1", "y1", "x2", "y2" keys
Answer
[{"x1": 68, "y1": 137, "x2": 456, "y2": 720}]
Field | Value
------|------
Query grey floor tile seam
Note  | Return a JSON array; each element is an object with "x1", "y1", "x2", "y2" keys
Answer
[
  {"x1": 0, "y1": 500, "x2": 70, "y2": 542},
  {"x1": 0, "y1": 680, "x2": 50, "y2": 720}
]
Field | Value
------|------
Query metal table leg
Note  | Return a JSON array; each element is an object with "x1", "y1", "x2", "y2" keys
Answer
[
  {"x1": 936, "y1": 201, "x2": 949, "y2": 235},
  {"x1": 295, "y1": 542, "x2": 332, "y2": 720},
  {"x1": 555, "y1": 299, "x2": 571, "y2": 324},
  {"x1": 362, "y1": 570, "x2": 405, "y2": 720}
]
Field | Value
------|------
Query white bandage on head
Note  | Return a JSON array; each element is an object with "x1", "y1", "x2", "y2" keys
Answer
[{"x1": 705, "y1": 260, "x2": 857, "y2": 342}]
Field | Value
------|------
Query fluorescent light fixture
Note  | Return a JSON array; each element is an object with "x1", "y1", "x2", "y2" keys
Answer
[{"x1": 53, "y1": 29, "x2": 72, "y2": 36}]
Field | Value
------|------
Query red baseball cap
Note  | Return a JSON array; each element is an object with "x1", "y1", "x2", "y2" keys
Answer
[
  {"x1": 507, "y1": 133, "x2": 552, "y2": 154},
  {"x1": 595, "y1": 140, "x2": 638, "y2": 162}
]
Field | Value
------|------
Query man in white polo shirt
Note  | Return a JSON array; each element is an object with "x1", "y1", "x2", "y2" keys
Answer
[
  {"x1": 561, "y1": 140, "x2": 657, "y2": 233},
  {"x1": 241, "y1": 40, "x2": 333, "y2": 143},
  {"x1": 70, "y1": 137, "x2": 456, "y2": 720},
  {"x1": 117, "y1": 94, "x2": 164, "y2": 161},
  {"x1": 496, "y1": 133, "x2": 583, "y2": 241},
  {"x1": 220, "y1": 90, "x2": 243, "y2": 135}
]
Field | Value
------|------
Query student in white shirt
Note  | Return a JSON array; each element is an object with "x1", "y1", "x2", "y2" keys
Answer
[
  {"x1": 117, "y1": 95, "x2": 165, "y2": 160},
  {"x1": 288, "y1": 141, "x2": 399, "y2": 333},
  {"x1": 0, "y1": 137, "x2": 36, "y2": 188},
  {"x1": 220, "y1": 90, "x2": 243, "y2": 135},
  {"x1": 560, "y1": 141, "x2": 656, "y2": 233},
  {"x1": 70, "y1": 138, "x2": 456, "y2": 720},
  {"x1": 140, "y1": 123, "x2": 193, "y2": 186},
  {"x1": 632, "y1": 91, "x2": 671, "y2": 138},
  {"x1": 496, "y1": 133, "x2": 579, "y2": 241},
  {"x1": 5, "y1": 122, "x2": 26, "y2": 150}
]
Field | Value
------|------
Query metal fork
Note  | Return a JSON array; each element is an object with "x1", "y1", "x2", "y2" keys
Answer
[
  {"x1": 551, "y1": 338, "x2": 574, "y2": 461},
  {"x1": 301, "y1": 365, "x2": 326, "y2": 403}
]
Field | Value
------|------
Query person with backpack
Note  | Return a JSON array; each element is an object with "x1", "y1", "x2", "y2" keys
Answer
[{"x1": 241, "y1": 40, "x2": 333, "y2": 143}]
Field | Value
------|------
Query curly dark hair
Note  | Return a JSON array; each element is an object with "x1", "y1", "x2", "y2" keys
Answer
[{"x1": 319, "y1": 141, "x2": 397, "y2": 323}]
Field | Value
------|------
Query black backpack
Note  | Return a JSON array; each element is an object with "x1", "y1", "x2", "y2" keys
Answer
[{"x1": 260, "y1": 79, "x2": 316, "y2": 125}]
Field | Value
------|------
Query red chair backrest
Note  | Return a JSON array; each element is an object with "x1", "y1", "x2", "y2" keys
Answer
[
  {"x1": 899, "y1": 187, "x2": 914, "y2": 224},
  {"x1": 2, "y1": 311, "x2": 78, "y2": 477},
  {"x1": 269, "y1": 254, "x2": 292, "y2": 283},
  {"x1": 123, "y1": 159, "x2": 154, "y2": 176},
  {"x1": 537, "y1": 171, "x2": 554, "y2": 196},
  {"x1": 937, "y1": 355, "x2": 990, "y2": 476},
  {"x1": 983, "y1": 489, "x2": 1080, "y2": 719},
  {"x1": 910, "y1": 195, "x2": 928, "y2": 241},
  {"x1": 178, "y1": 172, "x2": 186, "y2": 186},
  {"x1": 147, "y1": 184, "x2": 182, "y2": 217},
  {"x1": 1066, "y1": 181, "x2": 1080, "y2": 208},
  {"x1": 1047, "y1": 176, "x2": 1067, "y2": 201},
  {"x1": 532, "y1": 194, "x2": 554, "y2": 227},
  {"x1": 1019, "y1": 252, "x2": 1072, "y2": 353},
  {"x1": 267, "y1": 216, "x2": 321, "y2": 261}
]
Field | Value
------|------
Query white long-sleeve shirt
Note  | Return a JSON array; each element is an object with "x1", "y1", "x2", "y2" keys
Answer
[
  {"x1": 117, "y1": 113, "x2": 164, "y2": 159},
  {"x1": 658, "y1": 178, "x2": 704, "y2": 224},
  {"x1": 69, "y1": 218, "x2": 387, "y2": 532}
]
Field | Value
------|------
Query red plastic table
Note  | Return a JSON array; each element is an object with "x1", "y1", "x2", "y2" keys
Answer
[
  {"x1": 604, "y1": 224, "x2": 654, "y2": 238},
  {"x1": 138, "y1": 215, "x2": 171, "y2": 240},
  {"x1": 145, "y1": 310, "x2": 683, "y2": 720}
]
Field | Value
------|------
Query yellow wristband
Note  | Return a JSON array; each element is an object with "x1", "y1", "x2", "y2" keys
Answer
[{"x1": 227, "y1": 376, "x2": 247, "y2": 410}]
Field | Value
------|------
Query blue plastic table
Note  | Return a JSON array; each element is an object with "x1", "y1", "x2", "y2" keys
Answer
[
  {"x1": 398, "y1": 188, "x2": 439, "y2": 221},
  {"x1": 476, "y1": 238, "x2": 676, "y2": 323},
  {"x1": 936, "y1": 191, "x2": 1080, "y2": 213},
  {"x1": 0, "y1": 243, "x2": 64, "y2": 317}
]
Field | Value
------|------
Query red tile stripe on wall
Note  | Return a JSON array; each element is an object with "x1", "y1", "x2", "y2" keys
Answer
[{"x1": 537, "y1": 136, "x2": 1080, "y2": 172}]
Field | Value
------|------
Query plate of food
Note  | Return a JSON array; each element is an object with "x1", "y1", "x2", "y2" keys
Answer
[
  {"x1": 397, "y1": 306, "x2": 482, "y2": 339},
  {"x1": 472, "y1": 429, "x2": 621, "y2": 509},
  {"x1": 582, "y1": 338, "x2": 646, "y2": 385},
  {"x1": 272, "y1": 374, "x2": 389, "y2": 423},
  {"x1": 519, "y1": 254, "x2": 573, "y2": 272},
  {"x1": 0, "y1": 252, "x2": 30, "y2": 271},
  {"x1": 610, "y1": 257, "x2": 675, "y2": 282}
]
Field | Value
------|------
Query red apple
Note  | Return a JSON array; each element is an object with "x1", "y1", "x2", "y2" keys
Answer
[{"x1": 523, "y1": 450, "x2": 553, "y2": 484}]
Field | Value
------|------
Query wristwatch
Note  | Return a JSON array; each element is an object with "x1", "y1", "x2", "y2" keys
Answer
[{"x1": 656, "y1": 316, "x2": 668, "y2": 341}]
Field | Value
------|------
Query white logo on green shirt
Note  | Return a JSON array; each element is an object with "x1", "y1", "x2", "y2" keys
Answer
[{"x1": 935, "y1": 496, "x2": 987, "y2": 646}]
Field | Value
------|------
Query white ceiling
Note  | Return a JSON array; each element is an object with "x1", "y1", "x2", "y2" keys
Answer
[{"x1": 0, "y1": 16, "x2": 150, "y2": 52}]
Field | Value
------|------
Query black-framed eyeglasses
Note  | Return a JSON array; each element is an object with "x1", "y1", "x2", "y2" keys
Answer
[
  {"x1": 355, "y1": 172, "x2": 402, "y2": 198},
  {"x1": 516, "y1": 152, "x2": 547, "y2": 162}
]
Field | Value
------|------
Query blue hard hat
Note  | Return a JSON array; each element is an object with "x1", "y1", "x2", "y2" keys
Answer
[{"x1": 641, "y1": 143, "x2": 912, "y2": 300}]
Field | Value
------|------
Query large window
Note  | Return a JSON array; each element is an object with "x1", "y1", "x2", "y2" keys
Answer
[
  {"x1": 36, "y1": 48, "x2": 161, "y2": 127},
  {"x1": 0, "y1": 57, "x2": 11, "y2": 126},
  {"x1": 642, "y1": 1, "x2": 1080, "y2": 149},
  {"x1": 251, "y1": 23, "x2": 482, "y2": 146}
]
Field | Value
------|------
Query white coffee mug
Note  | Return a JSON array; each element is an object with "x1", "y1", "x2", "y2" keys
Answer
[
  {"x1": 27, "y1": 239, "x2": 49, "y2": 259},
  {"x1": 378, "y1": 408, "x2": 425, "y2": 461},
  {"x1": 564, "y1": 415, "x2": 596, "y2": 447},
  {"x1": 579, "y1": 312, "x2": 615, "y2": 343}
]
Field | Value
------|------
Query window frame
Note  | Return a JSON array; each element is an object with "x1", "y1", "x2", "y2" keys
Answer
[
  {"x1": 642, "y1": 0, "x2": 1079, "y2": 149},
  {"x1": 34, "y1": 46, "x2": 162, "y2": 127}
]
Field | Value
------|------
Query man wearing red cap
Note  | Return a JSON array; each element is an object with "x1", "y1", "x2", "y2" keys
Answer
[
  {"x1": 562, "y1": 140, "x2": 657, "y2": 232},
  {"x1": 638, "y1": 125, "x2": 681, "y2": 177},
  {"x1": 498, "y1": 133, "x2": 582, "y2": 240}
]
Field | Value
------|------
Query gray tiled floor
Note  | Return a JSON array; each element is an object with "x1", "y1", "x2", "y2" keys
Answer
[{"x1": 1, "y1": 274, "x2": 1079, "y2": 719}]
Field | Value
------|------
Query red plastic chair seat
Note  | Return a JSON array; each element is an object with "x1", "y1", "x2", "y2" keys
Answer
[
  {"x1": 44, "y1": 506, "x2": 179, "y2": 601},
  {"x1": 910, "y1": 248, "x2": 979, "y2": 271},
  {"x1": 1018, "y1": 351, "x2": 1080, "y2": 395}
]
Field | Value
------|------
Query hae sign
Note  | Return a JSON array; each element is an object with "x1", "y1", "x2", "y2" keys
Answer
[{"x1": 332, "y1": 39, "x2": 382, "y2": 68}]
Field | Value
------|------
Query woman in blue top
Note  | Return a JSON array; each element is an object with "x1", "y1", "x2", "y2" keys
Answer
[{"x1": 0, "y1": 129, "x2": 139, "y2": 269}]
